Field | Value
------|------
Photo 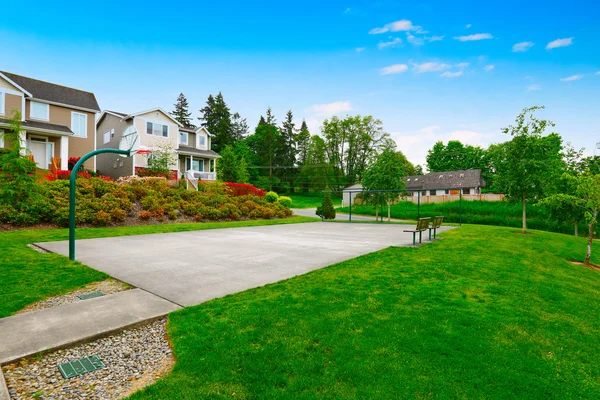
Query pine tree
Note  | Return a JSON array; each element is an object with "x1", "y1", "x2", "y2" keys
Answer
[
  {"x1": 199, "y1": 92, "x2": 232, "y2": 153},
  {"x1": 231, "y1": 112, "x2": 249, "y2": 141},
  {"x1": 279, "y1": 110, "x2": 297, "y2": 191},
  {"x1": 217, "y1": 145, "x2": 239, "y2": 182},
  {"x1": 296, "y1": 120, "x2": 311, "y2": 167},
  {"x1": 238, "y1": 156, "x2": 250, "y2": 184},
  {"x1": 265, "y1": 107, "x2": 276, "y2": 126},
  {"x1": 171, "y1": 93, "x2": 194, "y2": 128}
]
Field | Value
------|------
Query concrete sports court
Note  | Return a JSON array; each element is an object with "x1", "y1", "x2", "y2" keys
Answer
[{"x1": 37, "y1": 222, "x2": 453, "y2": 307}]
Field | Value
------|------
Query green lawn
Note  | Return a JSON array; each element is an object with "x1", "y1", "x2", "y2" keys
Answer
[
  {"x1": 0, "y1": 216, "x2": 317, "y2": 318},
  {"x1": 286, "y1": 193, "x2": 342, "y2": 209},
  {"x1": 132, "y1": 225, "x2": 600, "y2": 399}
]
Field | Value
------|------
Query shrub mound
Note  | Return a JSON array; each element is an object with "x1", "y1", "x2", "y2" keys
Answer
[{"x1": 1, "y1": 176, "x2": 292, "y2": 227}]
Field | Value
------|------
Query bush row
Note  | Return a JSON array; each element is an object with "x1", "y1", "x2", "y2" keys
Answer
[{"x1": 0, "y1": 176, "x2": 292, "y2": 227}]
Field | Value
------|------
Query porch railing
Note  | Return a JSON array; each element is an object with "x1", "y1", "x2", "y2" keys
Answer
[{"x1": 187, "y1": 171, "x2": 216, "y2": 181}]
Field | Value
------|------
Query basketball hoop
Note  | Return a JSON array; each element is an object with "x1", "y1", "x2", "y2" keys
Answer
[{"x1": 119, "y1": 126, "x2": 141, "y2": 156}]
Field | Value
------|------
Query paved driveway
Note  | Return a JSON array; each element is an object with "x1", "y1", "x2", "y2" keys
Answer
[{"x1": 37, "y1": 222, "x2": 452, "y2": 307}]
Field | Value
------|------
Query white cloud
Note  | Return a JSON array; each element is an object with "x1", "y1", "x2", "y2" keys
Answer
[
  {"x1": 380, "y1": 64, "x2": 409, "y2": 75},
  {"x1": 596, "y1": 71, "x2": 600, "y2": 75},
  {"x1": 457, "y1": 62, "x2": 470, "y2": 69},
  {"x1": 392, "y1": 127, "x2": 498, "y2": 166},
  {"x1": 406, "y1": 32, "x2": 424, "y2": 46},
  {"x1": 561, "y1": 74, "x2": 583, "y2": 82},
  {"x1": 441, "y1": 71, "x2": 463, "y2": 78},
  {"x1": 546, "y1": 37, "x2": 574, "y2": 49},
  {"x1": 412, "y1": 62, "x2": 451, "y2": 73},
  {"x1": 426, "y1": 35, "x2": 444, "y2": 42},
  {"x1": 454, "y1": 33, "x2": 493, "y2": 42},
  {"x1": 484, "y1": 64, "x2": 495, "y2": 71},
  {"x1": 355, "y1": 47, "x2": 365, "y2": 53},
  {"x1": 369, "y1": 19, "x2": 422, "y2": 34},
  {"x1": 308, "y1": 101, "x2": 352, "y2": 116},
  {"x1": 527, "y1": 84, "x2": 541, "y2": 91},
  {"x1": 466, "y1": 24, "x2": 472, "y2": 28},
  {"x1": 344, "y1": 7, "x2": 351, "y2": 13},
  {"x1": 378, "y1": 37, "x2": 403, "y2": 49},
  {"x1": 512, "y1": 41, "x2": 534, "y2": 52}
]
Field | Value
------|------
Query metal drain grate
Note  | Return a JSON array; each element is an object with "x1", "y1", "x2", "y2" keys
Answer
[
  {"x1": 58, "y1": 355, "x2": 105, "y2": 379},
  {"x1": 77, "y1": 291, "x2": 105, "y2": 300}
]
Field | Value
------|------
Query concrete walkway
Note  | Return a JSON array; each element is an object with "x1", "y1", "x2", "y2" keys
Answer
[{"x1": 0, "y1": 289, "x2": 180, "y2": 364}]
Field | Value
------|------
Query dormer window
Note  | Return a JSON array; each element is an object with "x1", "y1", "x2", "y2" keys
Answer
[
  {"x1": 30, "y1": 101, "x2": 49, "y2": 121},
  {"x1": 198, "y1": 134, "x2": 206, "y2": 147},
  {"x1": 180, "y1": 131, "x2": 188, "y2": 145}
]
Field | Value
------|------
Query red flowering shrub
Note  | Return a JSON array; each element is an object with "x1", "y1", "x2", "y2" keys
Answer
[
  {"x1": 225, "y1": 182, "x2": 266, "y2": 197},
  {"x1": 138, "y1": 211, "x2": 151, "y2": 220},
  {"x1": 68, "y1": 157, "x2": 81, "y2": 170}
]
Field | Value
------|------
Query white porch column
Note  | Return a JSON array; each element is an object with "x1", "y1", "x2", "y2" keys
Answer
[
  {"x1": 18, "y1": 130, "x2": 26, "y2": 156},
  {"x1": 190, "y1": 155, "x2": 193, "y2": 173},
  {"x1": 60, "y1": 135, "x2": 69, "y2": 170}
]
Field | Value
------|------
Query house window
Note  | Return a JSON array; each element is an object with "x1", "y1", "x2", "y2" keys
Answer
[
  {"x1": 30, "y1": 101, "x2": 49, "y2": 120},
  {"x1": 185, "y1": 157, "x2": 204, "y2": 171},
  {"x1": 46, "y1": 142, "x2": 54, "y2": 165},
  {"x1": 180, "y1": 131, "x2": 188, "y2": 145},
  {"x1": 0, "y1": 91, "x2": 4, "y2": 115},
  {"x1": 103, "y1": 131, "x2": 111, "y2": 144},
  {"x1": 445, "y1": 189, "x2": 450, "y2": 195},
  {"x1": 463, "y1": 188, "x2": 471, "y2": 195},
  {"x1": 430, "y1": 190, "x2": 437, "y2": 196},
  {"x1": 198, "y1": 134, "x2": 206, "y2": 147},
  {"x1": 421, "y1": 191, "x2": 426, "y2": 196},
  {"x1": 146, "y1": 121, "x2": 168, "y2": 137},
  {"x1": 71, "y1": 112, "x2": 87, "y2": 137}
]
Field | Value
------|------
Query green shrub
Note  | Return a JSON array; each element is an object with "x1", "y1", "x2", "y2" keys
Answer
[
  {"x1": 265, "y1": 191, "x2": 279, "y2": 203},
  {"x1": 94, "y1": 210, "x2": 112, "y2": 226},
  {"x1": 278, "y1": 196, "x2": 292, "y2": 208},
  {"x1": 318, "y1": 190, "x2": 336, "y2": 219}
]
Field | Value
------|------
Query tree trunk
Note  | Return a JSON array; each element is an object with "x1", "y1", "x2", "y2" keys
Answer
[
  {"x1": 388, "y1": 202, "x2": 391, "y2": 222},
  {"x1": 585, "y1": 222, "x2": 594, "y2": 265},
  {"x1": 574, "y1": 224, "x2": 579, "y2": 237},
  {"x1": 585, "y1": 208, "x2": 597, "y2": 266},
  {"x1": 375, "y1": 204, "x2": 379, "y2": 220},
  {"x1": 522, "y1": 197, "x2": 527, "y2": 234}
]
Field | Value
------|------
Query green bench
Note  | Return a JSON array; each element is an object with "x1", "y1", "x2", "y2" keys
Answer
[
  {"x1": 404, "y1": 217, "x2": 431, "y2": 245},
  {"x1": 428, "y1": 216, "x2": 444, "y2": 240}
]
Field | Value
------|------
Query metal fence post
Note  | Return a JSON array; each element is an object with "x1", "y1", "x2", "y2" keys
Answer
[
  {"x1": 349, "y1": 191, "x2": 352, "y2": 222},
  {"x1": 417, "y1": 191, "x2": 421, "y2": 220},
  {"x1": 460, "y1": 189, "x2": 463, "y2": 226}
]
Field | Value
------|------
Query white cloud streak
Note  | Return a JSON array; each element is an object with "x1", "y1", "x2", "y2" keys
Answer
[
  {"x1": 546, "y1": 37, "x2": 574, "y2": 49},
  {"x1": 560, "y1": 74, "x2": 583, "y2": 82},
  {"x1": 527, "y1": 84, "x2": 541, "y2": 91},
  {"x1": 369, "y1": 19, "x2": 422, "y2": 34},
  {"x1": 378, "y1": 37, "x2": 403, "y2": 49},
  {"x1": 425, "y1": 35, "x2": 444, "y2": 42},
  {"x1": 412, "y1": 62, "x2": 451, "y2": 73},
  {"x1": 406, "y1": 32, "x2": 424, "y2": 46},
  {"x1": 484, "y1": 65, "x2": 495, "y2": 71},
  {"x1": 441, "y1": 71, "x2": 464, "y2": 78},
  {"x1": 512, "y1": 41, "x2": 534, "y2": 52},
  {"x1": 454, "y1": 33, "x2": 493, "y2": 42},
  {"x1": 380, "y1": 64, "x2": 409, "y2": 75},
  {"x1": 355, "y1": 47, "x2": 365, "y2": 53},
  {"x1": 308, "y1": 101, "x2": 352, "y2": 116}
]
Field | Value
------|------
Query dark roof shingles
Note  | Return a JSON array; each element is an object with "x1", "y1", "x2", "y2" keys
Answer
[
  {"x1": 405, "y1": 169, "x2": 485, "y2": 190},
  {"x1": 0, "y1": 118, "x2": 73, "y2": 134},
  {"x1": 177, "y1": 145, "x2": 220, "y2": 157},
  {"x1": 1, "y1": 71, "x2": 100, "y2": 112}
]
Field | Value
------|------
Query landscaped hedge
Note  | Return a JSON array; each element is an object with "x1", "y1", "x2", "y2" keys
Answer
[{"x1": 0, "y1": 176, "x2": 292, "y2": 227}]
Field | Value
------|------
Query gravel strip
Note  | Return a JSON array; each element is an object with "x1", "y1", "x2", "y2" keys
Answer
[
  {"x1": 16, "y1": 279, "x2": 132, "y2": 314},
  {"x1": 2, "y1": 318, "x2": 174, "y2": 400}
]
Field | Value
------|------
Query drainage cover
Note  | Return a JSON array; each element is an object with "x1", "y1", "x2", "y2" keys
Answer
[
  {"x1": 58, "y1": 355, "x2": 105, "y2": 379},
  {"x1": 77, "y1": 291, "x2": 105, "y2": 300}
]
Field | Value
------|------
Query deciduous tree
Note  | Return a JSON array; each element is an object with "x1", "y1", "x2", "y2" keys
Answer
[
  {"x1": 494, "y1": 106, "x2": 563, "y2": 233},
  {"x1": 362, "y1": 149, "x2": 406, "y2": 221}
]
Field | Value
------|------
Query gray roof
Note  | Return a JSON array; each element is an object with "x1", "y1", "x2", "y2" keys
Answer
[
  {"x1": 105, "y1": 110, "x2": 128, "y2": 117},
  {"x1": 1, "y1": 71, "x2": 100, "y2": 112},
  {"x1": 0, "y1": 118, "x2": 73, "y2": 135},
  {"x1": 405, "y1": 169, "x2": 485, "y2": 190},
  {"x1": 179, "y1": 126, "x2": 198, "y2": 133},
  {"x1": 177, "y1": 145, "x2": 221, "y2": 158}
]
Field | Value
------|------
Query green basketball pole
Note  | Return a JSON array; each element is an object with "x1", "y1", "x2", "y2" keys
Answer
[{"x1": 69, "y1": 148, "x2": 131, "y2": 261}]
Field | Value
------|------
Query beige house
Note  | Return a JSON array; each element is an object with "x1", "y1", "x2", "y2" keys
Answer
[
  {"x1": 96, "y1": 108, "x2": 220, "y2": 180},
  {"x1": 0, "y1": 71, "x2": 101, "y2": 171}
]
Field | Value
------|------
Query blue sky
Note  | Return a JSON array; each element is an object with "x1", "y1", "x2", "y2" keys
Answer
[{"x1": 2, "y1": 0, "x2": 599, "y2": 166}]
